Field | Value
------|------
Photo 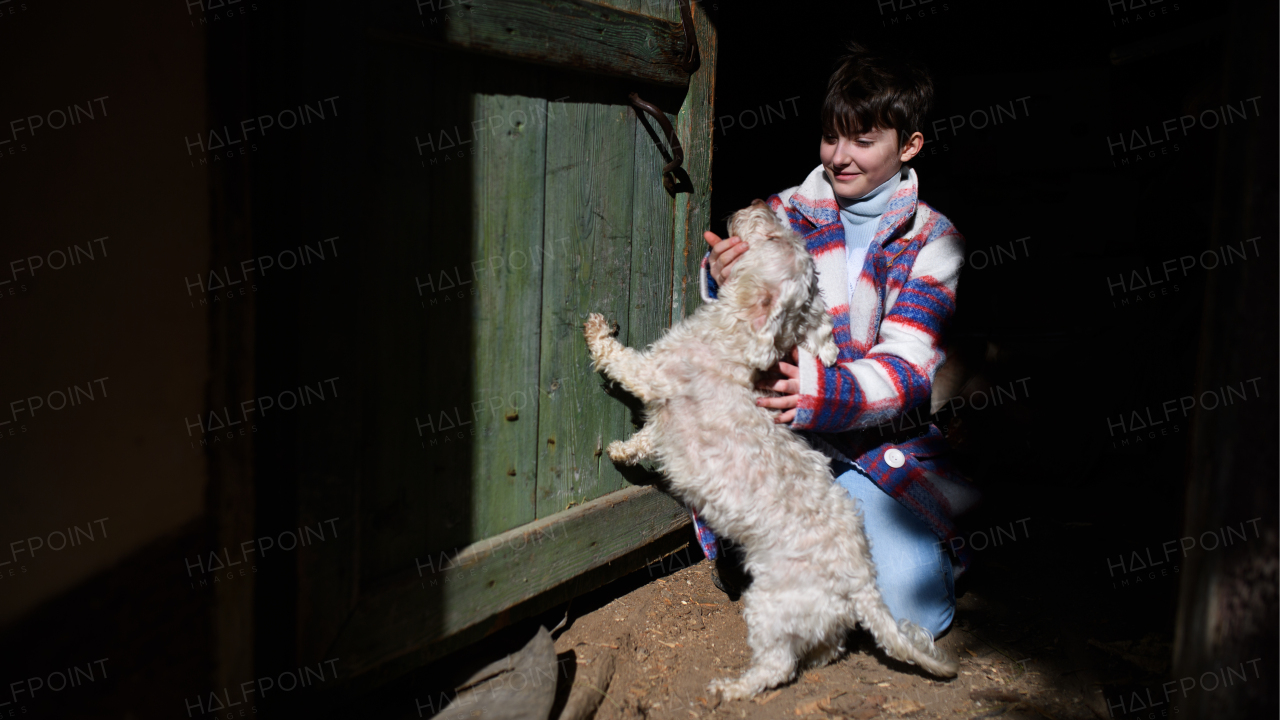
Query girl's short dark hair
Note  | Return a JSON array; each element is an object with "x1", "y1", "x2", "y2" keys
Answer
[{"x1": 821, "y1": 42, "x2": 934, "y2": 149}]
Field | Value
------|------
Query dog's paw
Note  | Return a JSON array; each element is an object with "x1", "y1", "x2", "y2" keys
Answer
[
  {"x1": 583, "y1": 313, "x2": 614, "y2": 346},
  {"x1": 818, "y1": 339, "x2": 839, "y2": 367},
  {"x1": 606, "y1": 440, "x2": 638, "y2": 465},
  {"x1": 707, "y1": 678, "x2": 733, "y2": 701},
  {"x1": 799, "y1": 338, "x2": 840, "y2": 368},
  {"x1": 708, "y1": 677, "x2": 757, "y2": 702},
  {"x1": 583, "y1": 312, "x2": 609, "y2": 336}
]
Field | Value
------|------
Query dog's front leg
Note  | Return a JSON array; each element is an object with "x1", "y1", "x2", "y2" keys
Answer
[
  {"x1": 607, "y1": 424, "x2": 654, "y2": 465},
  {"x1": 583, "y1": 313, "x2": 656, "y2": 402}
]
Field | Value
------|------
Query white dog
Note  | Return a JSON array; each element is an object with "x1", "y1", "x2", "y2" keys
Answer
[{"x1": 583, "y1": 201, "x2": 958, "y2": 701}]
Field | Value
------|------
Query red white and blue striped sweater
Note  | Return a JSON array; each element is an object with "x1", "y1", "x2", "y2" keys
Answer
[{"x1": 695, "y1": 165, "x2": 980, "y2": 573}]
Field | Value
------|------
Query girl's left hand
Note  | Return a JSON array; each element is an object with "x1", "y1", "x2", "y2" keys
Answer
[{"x1": 756, "y1": 347, "x2": 801, "y2": 424}]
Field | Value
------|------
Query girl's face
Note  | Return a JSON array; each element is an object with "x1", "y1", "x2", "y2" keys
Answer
[{"x1": 819, "y1": 126, "x2": 922, "y2": 199}]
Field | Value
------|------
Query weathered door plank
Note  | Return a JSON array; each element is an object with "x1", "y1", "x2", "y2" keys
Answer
[
  {"x1": 471, "y1": 88, "x2": 549, "y2": 538},
  {"x1": 535, "y1": 99, "x2": 637, "y2": 514}
]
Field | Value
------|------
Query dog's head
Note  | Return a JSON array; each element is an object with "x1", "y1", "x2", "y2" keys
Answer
[{"x1": 722, "y1": 200, "x2": 839, "y2": 370}]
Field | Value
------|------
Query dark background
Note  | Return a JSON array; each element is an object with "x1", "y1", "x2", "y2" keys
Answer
[{"x1": 0, "y1": 0, "x2": 1275, "y2": 718}]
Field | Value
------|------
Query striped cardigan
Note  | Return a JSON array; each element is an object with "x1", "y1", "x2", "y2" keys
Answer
[{"x1": 697, "y1": 165, "x2": 980, "y2": 573}]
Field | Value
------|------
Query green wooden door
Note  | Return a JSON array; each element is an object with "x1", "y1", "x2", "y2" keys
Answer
[{"x1": 292, "y1": 0, "x2": 716, "y2": 691}]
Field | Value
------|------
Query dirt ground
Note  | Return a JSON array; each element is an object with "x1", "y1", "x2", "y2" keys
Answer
[{"x1": 550, "y1": 550, "x2": 1120, "y2": 720}]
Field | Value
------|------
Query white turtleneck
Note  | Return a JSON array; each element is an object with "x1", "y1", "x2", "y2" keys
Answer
[{"x1": 836, "y1": 169, "x2": 902, "y2": 305}]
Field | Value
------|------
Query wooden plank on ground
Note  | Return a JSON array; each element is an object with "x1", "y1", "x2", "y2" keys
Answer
[
  {"x1": 535, "y1": 97, "x2": 636, "y2": 514},
  {"x1": 325, "y1": 484, "x2": 688, "y2": 680}
]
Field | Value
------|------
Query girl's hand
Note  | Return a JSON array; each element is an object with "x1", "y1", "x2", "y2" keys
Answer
[
  {"x1": 704, "y1": 231, "x2": 749, "y2": 286},
  {"x1": 756, "y1": 347, "x2": 800, "y2": 424}
]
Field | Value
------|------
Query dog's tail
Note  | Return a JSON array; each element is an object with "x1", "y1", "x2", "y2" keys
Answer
[{"x1": 855, "y1": 596, "x2": 959, "y2": 678}]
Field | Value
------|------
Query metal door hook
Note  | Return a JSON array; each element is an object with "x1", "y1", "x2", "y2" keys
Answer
[{"x1": 629, "y1": 92, "x2": 684, "y2": 191}]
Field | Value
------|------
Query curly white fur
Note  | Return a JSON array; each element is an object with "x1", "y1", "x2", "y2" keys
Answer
[{"x1": 583, "y1": 201, "x2": 958, "y2": 701}]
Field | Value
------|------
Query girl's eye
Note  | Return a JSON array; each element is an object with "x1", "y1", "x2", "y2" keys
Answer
[
  {"x1": 856, "y1": 140, "x2": 873, "y2": 147},
  {"x1": 822, "y1": 135, "x2": 837, "y2": 143}
]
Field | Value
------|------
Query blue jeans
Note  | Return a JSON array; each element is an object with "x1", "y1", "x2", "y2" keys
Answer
[{"x1": 833, "y1": 462, "x2": 955, "y2": 639}]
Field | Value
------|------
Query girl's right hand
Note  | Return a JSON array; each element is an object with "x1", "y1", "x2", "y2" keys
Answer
[{"x1": 704, "y1": 231, "x2": 749, "y2": 286}]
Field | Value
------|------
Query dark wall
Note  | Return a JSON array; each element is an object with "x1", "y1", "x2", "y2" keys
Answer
[{"x1": 0, "y1": 2, "x2": 217, "y2": 717}]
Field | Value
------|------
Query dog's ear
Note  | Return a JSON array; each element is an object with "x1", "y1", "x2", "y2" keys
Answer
[
  {"x1": 750, "y1": 288, "x2": 775, "y2": 331},
  {"x1": 743, "y1": 279, "x2": 795, "y2": 369}
]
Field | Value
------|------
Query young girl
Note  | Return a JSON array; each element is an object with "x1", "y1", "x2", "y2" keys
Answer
[{"x1": 694, "y1": 43, "x2": 979, "y2": 640}]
